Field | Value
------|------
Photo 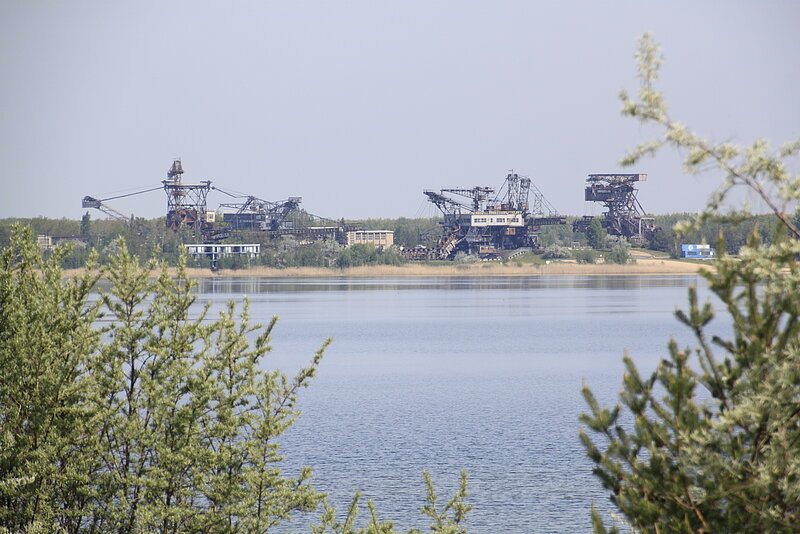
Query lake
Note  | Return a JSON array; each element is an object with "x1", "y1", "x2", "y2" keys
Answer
[{"x1": 194, "y1": 275, "x2": 721, "y2": 533}]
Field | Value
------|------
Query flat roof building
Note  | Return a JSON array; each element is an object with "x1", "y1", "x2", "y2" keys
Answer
[
  {"x1": 185, "y1": 243, "x2": 260, "y2": 262},
  {"x1": 346, "y1": 230, "x2": 394, "y2": 249}
]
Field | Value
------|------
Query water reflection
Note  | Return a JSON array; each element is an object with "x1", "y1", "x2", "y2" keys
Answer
[{"x1": 195, "y1": 274, "x2": 703, "y2": 295}]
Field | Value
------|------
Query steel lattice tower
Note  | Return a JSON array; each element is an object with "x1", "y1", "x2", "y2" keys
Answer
[{"x1": 162, "y1": 159, "x2": 211, "y2": 239}]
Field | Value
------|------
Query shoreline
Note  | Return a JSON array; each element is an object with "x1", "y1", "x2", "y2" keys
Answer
[{"x1": 63, "y1": 258, "x2": 712, "y2": 279}]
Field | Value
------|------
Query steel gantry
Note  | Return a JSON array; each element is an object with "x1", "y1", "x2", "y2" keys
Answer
[
  {"x1": 573, "y1": 173, "x2": 659, "y2": 244},
  {"x1": 162, "y1": 159, "x2": 212, "y2": 238},
  {"x1": 415, "y1": 171, "x2": 566, "y2": 260}
]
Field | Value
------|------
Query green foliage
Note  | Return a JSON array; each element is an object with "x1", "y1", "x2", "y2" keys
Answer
[
  {"x1": 0, "y1": 225, "x2": 10, "y2": 249},
  {"x1": 573, "y1": 249, "x2": 597, "y2": 264},
  {"x1": 647, "y1": 227, "x2": 671, "y2": 253},
  {"x1": 0, "y1": 217, "x2": 412, "y2": 270},
  {"x1": 335, "y1": 244, "x2": 404, "y2": 268},
  {"x1": 214, "y1": 251, "x2": 253, "y2": 269},
  {"x1": 538, "y1": 223, "x2": 578, "y2": 247},
  {"x1": 452, "y1": 252, "x2": 480, "y2": 264},
  {"x1": 80, "y1": 212, "x2": 90, "y2": 236},
  {"x1": 653, "y1": 213, "x2": 779, "y2": 256},
  {"x1": 247, "y1": 237, "x2": 319, "y2": 269},
  {"x1": 582, "y1": 233, "x2": 800, "y2": 533},
  {"x1": 52, "y1": 241, "x2": 92, "y2": 269},
  {"x1": 604, "y1": 236, "x2": 631, "y2": 264},
  {"x1": 96, "y1": 248, "x2": 326, "y2": 532},
  {"x1": 311, "y1": 472, "x2": 472, "y2": 534},
  {"x1": 3, "y1": 211, "x2": 783, "y2": 269},
  {"x1": 0, "y1": 217, "x2": 189, "y2": 269},
  {"x1": 0, "y1": 225, "x2": 329, "y2": 533},
  {"x1": 541, "y1": 244, "x2": 572, "y2": 260},
  {"x1": 358, "y1": 217, "x2": 440, "y2": 249},
  {"x1": 0, "y1": 225, "x2": 101, "y2": 533},
  {"x1": 294, "y1": 241, "x2": 329, "y2": 267},
  {"x1": 0, "y1": 217, "x2": 81, "y2": 239},
  {"x1": 582, "y1": 33, "x2": 800, "y2": 533},
  {"x1": 585, "y1": 217, "x2": 607, "y2": 249}
]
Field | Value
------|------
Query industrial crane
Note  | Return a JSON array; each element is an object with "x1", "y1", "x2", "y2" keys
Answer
[
  {"x1": 82, "y1": 186, "x2": 162, "y2": 222},
  {"x1": 573, "y1": 173, "x2": 659, "y2": 244},
  {"x1": 82, "y1": 159, "x2": 214, "y2": 241},
  {"x1": 440, "y1": 186, "x2": 495, "y2": 212},
  {"x1": 81, "y1": 159, "x2": 324, "y2": 246},
  {"x1": 490, "y1": 172, "x2": 530, "y2": 211},
  {"x1": 214, "y1": 187, "x2": 302, "y2": 232},
  {"x1": 81, "y1": 186, "x2": 162, "y2": 233},
  {"x1": 423, "y1": 187, "x2": 494, "y2": 217},
  {"x1": 418, "y1": 171, "x2": 566, "y2": 260},
  {"x1": 162, "y1": 159, "x2": 212, "y2": 237}
]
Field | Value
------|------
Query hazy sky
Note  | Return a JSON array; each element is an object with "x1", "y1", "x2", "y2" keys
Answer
[{"x1": 1, "y1": 1, "x2": 798, "y2": 221}]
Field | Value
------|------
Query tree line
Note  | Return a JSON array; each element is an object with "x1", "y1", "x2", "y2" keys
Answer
[{"x1": 0, "y1": 210, "x2": 787, "y2": 270}]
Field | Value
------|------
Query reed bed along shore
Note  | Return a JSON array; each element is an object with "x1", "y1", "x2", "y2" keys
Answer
[
  {"x1": 214, "y1": 259, "x2": 709, "y2": 278},
  {"x1": 62, "y1": 258, "x2": 708, "y2": 279}
]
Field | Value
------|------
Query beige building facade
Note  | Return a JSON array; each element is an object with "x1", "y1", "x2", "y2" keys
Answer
[{"x1": 346, "y1": 230, "x2": 394, "y2": 249}]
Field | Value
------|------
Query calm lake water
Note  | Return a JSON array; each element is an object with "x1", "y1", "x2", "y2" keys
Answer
[{"x1": 194, "y1": 275, "x2": 722, "y2": 534}]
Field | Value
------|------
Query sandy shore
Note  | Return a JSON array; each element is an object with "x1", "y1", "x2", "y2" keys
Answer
[
  {"x1": 62, "y1": 258, "x2": 712, "y2": 279},
  {"x1": 180, "y1": 258, "x2": 711, "y2": 278}
]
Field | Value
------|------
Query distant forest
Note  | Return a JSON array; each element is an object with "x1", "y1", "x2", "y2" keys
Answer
[{"x1": 0, "y1": 212, "x2": 790, "y2": 269}]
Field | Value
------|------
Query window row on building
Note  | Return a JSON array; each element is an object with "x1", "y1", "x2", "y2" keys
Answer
[
  {"x1": 185, "y1": 243, "x2": 260, "y2": 261},
  {"x1": 471, "y1": 214, "x2": 523, "y2": 226},
  {"x1": 345, "y1": 230, "x2": 394, "y2": 249}
]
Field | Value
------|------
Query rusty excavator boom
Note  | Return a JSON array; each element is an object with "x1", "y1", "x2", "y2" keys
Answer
[{"x1": 410, "y1": 171, "x2": 566, "y2": 260}]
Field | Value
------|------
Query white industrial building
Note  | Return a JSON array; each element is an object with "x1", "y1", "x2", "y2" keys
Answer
[{"x1": 184, "y1": 243, "x2": 260, "y2": 262}]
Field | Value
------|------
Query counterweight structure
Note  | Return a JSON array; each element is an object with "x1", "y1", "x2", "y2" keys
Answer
[
  {"x1": 573, "y1": 173, "x2": 658, "y2": 244},
  {"x1": 416, "y1": 172, "x2": 566, "y2": 260},
  {"x1": 162, "y1": 159, "x2": 212, "y2": 237}
]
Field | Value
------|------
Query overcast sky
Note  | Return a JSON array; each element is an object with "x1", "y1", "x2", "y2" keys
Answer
[{"x1": 1, "y1": 1, "x2": 798, "y2": 221}]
